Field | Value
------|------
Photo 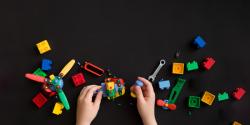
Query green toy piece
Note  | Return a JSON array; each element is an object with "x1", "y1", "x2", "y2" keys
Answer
[
  {"x1": 188, "y1": 96, "x2": 200, "y2": 108},
  {"x1": 168, "y1": 78, "x2": 186, "y2": 104},
  {"x1": 33, "y1": 68, "x2": 47, "y2": 77},
  {"x1": 218, "y1": 92, "x2": 229, "y2": 101},
  {"x1": 186, "y1": 61, "x2": 199, "y2": 71}
]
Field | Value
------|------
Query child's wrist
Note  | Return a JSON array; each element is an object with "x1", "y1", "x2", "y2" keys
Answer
[
  {"x1": 142, "y1": 117, "x2": 157, "y2": 125},
  {"x1": 76, "y1": 120, "x2": 91, "y2": 125}
]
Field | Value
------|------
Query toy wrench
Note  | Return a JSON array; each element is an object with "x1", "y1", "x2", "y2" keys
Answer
[{"x1": 148, "y1": 59, "x2": 166, "y2": 82}]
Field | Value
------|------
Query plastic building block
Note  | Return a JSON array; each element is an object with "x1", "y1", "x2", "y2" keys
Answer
[
  {"x1": 172, "y1": 63, "x2": 184, "y2": 75},
  {"x1": 52, "y1": 102, "x2": 64, "y2": 115},
  {"x1": 156, "y1": 99, "x2": 176, "y2": 110},
  {"x1": 186, "y1": 61, "x2": 199, "y2": 71},
  {"x1": 158, "y1": 80, "x2": 170, "y2": 90},
  {"x1": 201, "y1": 91, "x2": 215, "y2": 105},
  {"x1": 232, "y1": 88, "x2": 246, "y2": 100},
  {"x1": 72, "y1": 73, "x2": 86, "y2": 87},
  {"x1": 33, "y1": 68, "x2": 47, "y2": 77},
  {"x1": 41, "y1": 59, "x2": 52, "y2": 71},
  {"x1": 193, "y1": 36, "x2": 206, "y2": 48},
  {"x1": 81, "y1": 61, "x2": 105, "y2": 77},
  {"x1": 36, "y1": 40, "x2": 51, "y2": 54},
  {"x1": 218, "y1": 92, "x2": 229, "y2": 101},
  {"x1": 168, "y1": 78, "x2": 186, "y2": 104},
  {"x1": 188, "y1": 96, "x2": 200, "y2": 108},
  {"x1": 202, "y1": 57, "x2": 215, "y2": 70},
  {"x1": 232, "y1": 121, "x2": 242, "y2": 125},
  {"x1": 135, "y1": 80, "x2": 143, "y2": 87},
  {"x1": 32, "y1": 92, "x2": 48, "y2": 108}
]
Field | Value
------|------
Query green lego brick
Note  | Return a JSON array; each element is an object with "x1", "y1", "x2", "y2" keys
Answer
[
  {"x1": 218, "y1": 92, "x2": 229, "y2": 101},
  {"x1": 188, "y1": 96, "x2": 200, "y2": 108},
  {"x1": 186, "y1": 61, "x2": 199, "y2": 71},
  {"x1": 33, "y1": 68, "x2": 47, "y2": 77},
  {"x1": 168, "y1": 78, "x2": 186, "y2": 104}
]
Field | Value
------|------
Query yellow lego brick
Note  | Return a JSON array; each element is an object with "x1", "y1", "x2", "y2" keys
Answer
[
  {"x1": 36, "y1": 40, "x2": 51, "y2": 54},
  {"x1": 49, "y1": 74, "x2": 55, "y2": 80},
  {"x1": 106, "y1": 82, "x2": 115, "y2": 91},
  {"x1": 172, "y1": 63, "x2": 185, "y2": 74},
  {"x1": 232, "y1": 121, "x2": 242, "y2": 125},
  {"x1": 201, "y1": 91, "x2": 215, "y2": 105},
  {"x1": 52, "y1": 102, "x2": 64, "y2": 115}
]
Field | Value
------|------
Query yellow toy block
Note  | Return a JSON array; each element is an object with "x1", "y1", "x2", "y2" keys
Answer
[
  {"x1": 172, "y1": 63, "x2": 184, "y2": 74},
  {"x1": 201, "y1": 91, "x2": 215, "y2": 105},
  {"x1": 49, "y1": 74, "x2": 55, "y2": 80},
  {"x1": 232, "y1": 121, "x2": 242, "y2": 125},
  {"x1": 130, "y1": 92, "x2": 136, "y2": 98},
  {"x1": 106, "y1": 82, "x2": 115, "y2": 91},
  {"x1": 52, "y1": 102, "x2": 64, "y2": 115},
  {"x1": 36, "y1": 40, "x2": 51, "y2": 54}
]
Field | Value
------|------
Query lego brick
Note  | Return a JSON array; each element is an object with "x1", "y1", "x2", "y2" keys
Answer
[
  {"x1": 188, "y1": 96, "x2": 200, "y2": 108},
  {"x1": 202, "y1": 57, "x2": 215, "y2": 70},
  {"x1": 156, "y1": 99, "x2": 176, "y2": 111},
  {"x1": 232, "y1": 121, "x2": 242, "y2": 125},
  {"x1": 158, "y1": 80, "x2": 170, "y2": 90},
  {"x1": 172, "y1": 63, "x2": 184, "y2": 75},
  {"x1": 168, "y1": 78, "x2": 186, "y2": 104},
  {"x1": 232, "y1": 88, "x2": 246, "y2": 100},
  {"x1": 186, "y1": 61, "x2": 199, "y2": 71},
  {"x1": 33, "y1": 68, "x2": 47, "y2": 77},
  {"x1": 193, "y1": 36, "x2": 206, "y2": 48},
  {"x1": 52, "y1": 102, "x2": 64, "y2": 115},
  {"x1": 218, "y1": 92, "x2": 229, "y2": 101},
  {"x1": 72, "y1": 73, "x2": 86, "y2": 87},
  {"x1": 41, "y1": 59, "x2": 52, "y2": 71},
  {"x1": 135, "y1": 80, "x2": 143, "y2": 87},
  {"x1": 36, "y1": 40, "x2": 51, "y2": 54},
  {"x1": 32, "y1": 92, "x2": 48, "y2": 108},
  {"x1": 201, "y1": 91, "x2": 215, "y2": 106}
]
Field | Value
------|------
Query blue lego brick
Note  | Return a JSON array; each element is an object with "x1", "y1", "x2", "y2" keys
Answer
[
  {"x1": 41, "y1": 59, "x2": 52, "y2": 71},
  {"x1": 135, "y1": 80, "x2": 143, "y2": 87},
  {"x1": 101, "y1": 82, "x2": 107, "y2": 97},
  {"x1": 193, "y1": 36, "x2": 206, "y2": 48},
  {"x1": 158, "y1": 80, "x2": 170, "y2": 90}
]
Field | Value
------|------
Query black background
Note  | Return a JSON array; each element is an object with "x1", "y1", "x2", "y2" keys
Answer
[{"x1": 0, "y1": 0, "x2": 249, "y2": 125}]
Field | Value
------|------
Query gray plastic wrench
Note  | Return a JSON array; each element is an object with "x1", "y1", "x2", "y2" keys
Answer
[{"x1": 148, "y1": 59, "x2": 166, "y2": 82}]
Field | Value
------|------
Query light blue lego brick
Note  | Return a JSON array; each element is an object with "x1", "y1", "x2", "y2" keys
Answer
[
  {"x1": 158, "y1": 80, "x2": 170, "y2": 90},
  {"x1": 135, "y1": 80, "x2": 143, "y2": 87},
  {"x1": 194, "y1": 36, "x2": 206, "y2": 48}
]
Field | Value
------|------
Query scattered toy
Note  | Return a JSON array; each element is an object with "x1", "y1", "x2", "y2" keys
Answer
[
  {"x1": 232, "y1": 87, "x2": 246, "y2": 100},
  {"x1": 218, "y1": 92, "x2": 229, "y2": 101},
  {"x1": 32, "y1": 92, "x2": 48, "y2": 108},
  {"x1": 33, "y1": 68, "x2": 47, "y2": 77},
  {"x1": 168, "y1": 78, "x2": 186, "y2": 104},
  {"x1": 101, "y1": 77, "x2": 126, "y2": 100},
  {"x1": 52, "y1": 102, "x2": 64, "y2": 115},
  {"x1": 158, "y1": 80, "x2": 170, "y2": 90},
  {"x1": 36, "y1": 40, "x2": 51, "y2": 54},
  {"x1": 202, "y1": 57, "x2": 215, "y2": 70},
  {"x1": 188, "y1": 96, "x2": 200, "y2": 108},
  {"x1": 81, "y1": 61, "x2": 105, "y2": 77},
  {"x1": 172, "y1": 63, "x2": 184, "y2": 75},
  {"x1": 193, "y1": 36, "x2": 206, "y2": 48},
  {"x1": 72, "y1": 73, "x2": 86, "y2": 87},
  {"x1": 186, "y1": 61, "x2": 199, "y2": 71},
  {"x1": 148, "y1": 59, "x2": 166, "y2": 82},
  {"x1": 201, "y1": 91, "x2": 215, "y2": 106},
  {"x1": 41, "y1": 59, "x2": 52, "y2": 71},
  {"x1": 156, "y1": 99, "x2": 176, "y2": 110}
]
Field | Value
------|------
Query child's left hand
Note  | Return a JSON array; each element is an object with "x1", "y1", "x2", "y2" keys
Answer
[{"x1": 76, "y1": 85, "x2": 103, "y2": 125}]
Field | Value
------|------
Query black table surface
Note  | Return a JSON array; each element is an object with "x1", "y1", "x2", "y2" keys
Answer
[{"x1": 0, "y1": 0, "x2": 250, "y2": 125}]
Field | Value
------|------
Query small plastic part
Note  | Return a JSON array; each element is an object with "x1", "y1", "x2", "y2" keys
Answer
[
  {"x1": 135, "y1": 80, "x2": 143, "y2": 87},
  {"x1": 232, "y1": 88, "x2": 246, "y2": 100},
  {"x1": 175, "y1": 50, "x2": 181, "y2": 58},
  {"x1": 72, "y1": 73, "x2": 86, "y2": 87},
  {"x1": 33, "y1": 68, "x2": 47, "y2": 77},
  {"x1": 41, "y1": 59, "x2": 52, "y2": 71},
  {"x1": 59, "y1": 59, "x2": 76, "y2": 78},
  {"x1": 186, "y1": 61, "x2": 199, "y2": 71},
  {"x1": 82, "y1": 61, "x2": 105, "y2": 77},
  {"x1": 156, "y1": 99, "x2": 176, "y2": 110},
  {"x1": 193, "y1": 36, "x2": 206, "y2": 48},
  {"x1": 36, "y1": 40, "x2": 51, "y2": 54},
  {"x1": 188, "y1": 96, "x2": 200, "y2": 108},
  {"x1": 232, "y1": 121, "x2": 242, "y2": 125},
  {"x1": 168, "y1": 78, "x2": 186, "y2": 104},
  {"x1": 32, "y1": 92, "x2": 48, "y2": 108},
  {"x1": 202, "y1": 57, "x2": 215, "y2": 70},
  {"x1": 25, "y1": 73, "x2": 46, "y2": 83},
  {"x1": 201, "y1": 91, "x2": 215, "y2": 106},
  {"x1": 158, "y1": 80, "x2": 170, "y2": 90},
  {"x1": 218, "y1": 92, "x2": 229, "y2": 101},
  {"x1": 52, "y1": 102, "x2": 64, "y2": 115},
  {"x1": 172, "y1": 63, "x2": 184, "y2": 75}
]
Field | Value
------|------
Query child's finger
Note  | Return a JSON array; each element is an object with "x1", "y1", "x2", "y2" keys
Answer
[
  {"x1": 79, "y1": 85, "x2": 97, "y2": 100},
  {"x1": 85, "y1": 86, "x2": 101, "y2": 101},
  {"x1": 134, "y1": 86, "x2": 144, "y2": 101},
  {"x1": 138, "y1": 77, "x2": 154, "y2": 94},
  {"x1": 94, "y1": 91, "x2": 103, "y2": 106}
]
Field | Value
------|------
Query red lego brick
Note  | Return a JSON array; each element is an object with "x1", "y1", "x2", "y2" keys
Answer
[
  {"x1": 72, "y1": 73, "x2": 86, "y2": 87},
  {"x1": 32, "y1": 92, "x2": 48, "y2": 108},
  {"x1": 232, "y1": 87, "x2": 246, "y2": 100},
  {"x1": 202, "y1": 57, "x2": 215, "y2": 70}
]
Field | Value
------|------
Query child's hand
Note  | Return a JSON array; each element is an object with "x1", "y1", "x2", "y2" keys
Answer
[
  {"x1": 130, "y1": 77, "x2": 157, "y2": 125},
  {"x1": 76, "y1": 85, "x2": 103, "y2": 125}
]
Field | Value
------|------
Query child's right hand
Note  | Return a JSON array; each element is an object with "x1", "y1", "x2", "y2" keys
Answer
[{"x1": 130, "y1": 77, "x2": 157, "y2": 125}]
